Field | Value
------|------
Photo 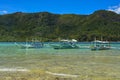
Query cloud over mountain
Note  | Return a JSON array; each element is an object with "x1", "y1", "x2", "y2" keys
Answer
[
  {"x1": 0, "y1": 10, "x2": 8, "y2": 14},
  {"x1": 108, "y1": 4, "x2": 120, "y2": 14}
]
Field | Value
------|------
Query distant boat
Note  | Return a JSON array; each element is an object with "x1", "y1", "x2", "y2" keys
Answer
[
  {"x1": 15, "y1": 39, "x2": 44, "y2": 49},
  {"x1": 51, "y1": 39, "x2": 80, "y2": 49},
  {"x1": 21, "y1": 42, "x2": 43, "y2": 49},
  {"x1": 90, "y1": 40, "x2": 111, "y2": 50}
]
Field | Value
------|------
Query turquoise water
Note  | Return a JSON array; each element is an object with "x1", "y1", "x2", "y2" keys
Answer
[
  {"x1": 0, "y1": 42, "x2": 120, "y2": 79},
  {"x1": 0, "y1": 42, "x2": 119, "y2": 65}
]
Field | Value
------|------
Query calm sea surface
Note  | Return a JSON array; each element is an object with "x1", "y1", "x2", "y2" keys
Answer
[{"x1": 0, "y1": 42, "x2": 120, "y2": 79}]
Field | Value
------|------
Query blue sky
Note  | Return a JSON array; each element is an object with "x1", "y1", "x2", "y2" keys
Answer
[{"x1": 0, "y1": 0, "x2": 120, "y2": 15}]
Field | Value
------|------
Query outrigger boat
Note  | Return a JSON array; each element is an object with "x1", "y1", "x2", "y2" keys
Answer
[
  {"x1": 51, "y1": 39, "x2": 80, "y2": 49},
  {"x1": 15, "y1": 39, "x2": 44, "y2": 49},
  {"x1": 91, "y1": 40, "x2": 111, "y2": 50},
  {"x1": 21, "y1": 42, "x2": 43, "y2": 49}
]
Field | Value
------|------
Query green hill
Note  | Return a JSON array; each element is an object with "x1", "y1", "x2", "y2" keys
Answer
[{"x1": 0, "y1": 10, "x2": 120, "y2": 41}]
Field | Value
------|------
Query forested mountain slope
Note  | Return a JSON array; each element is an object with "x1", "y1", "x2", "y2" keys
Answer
[{"x1": 0, "y1": 10, "x2": 120, "y2": 41}]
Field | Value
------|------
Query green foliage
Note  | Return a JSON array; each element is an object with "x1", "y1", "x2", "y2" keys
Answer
[{"x1": 0, "y1": 10, "x2": 120, "y2": 41}]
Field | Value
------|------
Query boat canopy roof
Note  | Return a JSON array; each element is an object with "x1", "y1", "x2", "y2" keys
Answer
[
  {"x1": 60, "y1": 39, "x2": 77, "y2": 42},
  {"x1": 92, "y1": 40, "x2": 110, "y2": 43}
]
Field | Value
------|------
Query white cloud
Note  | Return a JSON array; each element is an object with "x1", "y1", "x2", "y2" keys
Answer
[
  {"x1": 108, "y1": 4, "x2": 120, "y2": 14},
  {"x1": 0, "y1": 10, "x2": 8, "y2": 14}
]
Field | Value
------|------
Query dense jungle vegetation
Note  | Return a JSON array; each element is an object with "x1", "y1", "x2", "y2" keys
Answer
[{"x1": 0, "y1": 10, "x2": 120, "y2": 41}]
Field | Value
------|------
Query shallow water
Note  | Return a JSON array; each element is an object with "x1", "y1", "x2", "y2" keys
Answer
[{"x1": 0, "y1": 42, "x2": 120, "y2": 79}]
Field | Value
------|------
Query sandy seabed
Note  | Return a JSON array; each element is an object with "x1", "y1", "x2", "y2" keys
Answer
[{"x1": 0, "y1": 48, "x2": 120, "y2": 80}]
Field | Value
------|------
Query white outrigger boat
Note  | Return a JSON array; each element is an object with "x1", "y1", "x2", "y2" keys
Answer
[
  {"x1": 91, "y1": 40, "x2": 111, "y2": 50},
  {"x1": 15, "y1": 39, "x2": 44, "y2": 49},
  {"x1": 20, "y1": 42, "x2": 43, "y2": 49},
  {"x1": 51, "y1": 39, "x2": 80, "y2": 49}
]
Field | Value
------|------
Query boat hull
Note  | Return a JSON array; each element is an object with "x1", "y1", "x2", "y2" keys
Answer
[
  {"x1": 52, "y1": 45, "x2": 80, "y2": 49},
  {"x1": 91, "y1": 47, "x2": 111, "y2": 51}
]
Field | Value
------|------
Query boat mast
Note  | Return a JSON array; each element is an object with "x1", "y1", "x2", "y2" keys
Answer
[{"x1": 94, "y1": 37, "x2": 97, "y2": 47}]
